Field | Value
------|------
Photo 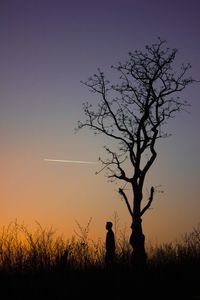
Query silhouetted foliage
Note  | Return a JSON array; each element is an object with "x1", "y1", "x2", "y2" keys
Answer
[
  {"x1": 77, "y1": 38, "x2": 197, "y2": 267},
  {"x1": 0, "y1": 221, "x2": 199, "y2": 299}
]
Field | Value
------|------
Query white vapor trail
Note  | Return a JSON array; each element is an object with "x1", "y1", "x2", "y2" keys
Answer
[{"x1": 44, "y1": 158, "x2": 99, "y2": 164}]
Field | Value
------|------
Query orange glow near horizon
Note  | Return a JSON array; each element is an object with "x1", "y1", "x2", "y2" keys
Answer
[{"x1": 1, "y1": 133, "x2": 199, "y2": 246}]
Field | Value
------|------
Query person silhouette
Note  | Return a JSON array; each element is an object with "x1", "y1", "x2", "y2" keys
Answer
[{"x1": 105, "y1": 221, "x2": 115, "y2": 264}]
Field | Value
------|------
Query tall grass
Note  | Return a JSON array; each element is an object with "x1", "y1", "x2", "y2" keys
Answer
[
  {"x1": 0, "y1": 220, "x2": 108, "y2": 273},
  {"x1": 0, "y1": 220, "x2": 199, "y2": 299},
  {"x1": 149, "y1": 224, "x2": 200, "y2": 266},
  {"x1": 0, "y1": 220, "x2": 199, "y2": 273}
]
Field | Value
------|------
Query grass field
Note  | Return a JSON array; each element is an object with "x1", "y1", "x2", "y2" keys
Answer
[{"x1": 0, "y1": 221, "x2": 199, "y2": 299}]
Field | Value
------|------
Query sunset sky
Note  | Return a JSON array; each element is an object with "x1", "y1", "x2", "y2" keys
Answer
[{"x1": 1, "y1": 0, "x2": 200, "y2": 245}]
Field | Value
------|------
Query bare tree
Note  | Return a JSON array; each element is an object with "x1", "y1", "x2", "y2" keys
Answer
[{"x1": 77, "y1": 38, "x2": 196, "y2": 267}]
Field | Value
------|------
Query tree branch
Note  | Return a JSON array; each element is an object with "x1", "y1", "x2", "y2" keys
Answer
[
  {"x1": 140, "y1": 186, "x2": 154, "y2": 216},
  {"x1": 119, "y1": 188, "x2": 133, "y2": 217}
]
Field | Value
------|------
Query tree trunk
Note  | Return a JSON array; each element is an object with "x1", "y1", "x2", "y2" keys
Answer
[
  {"x1": 130, "y1": 187, "x2": 147, "y2": 269},
  {"x1": 130, "y1": 218, "x2": 147, "y2": 269}
]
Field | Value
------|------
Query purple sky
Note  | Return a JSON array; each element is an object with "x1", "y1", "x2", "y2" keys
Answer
[{"x1": 1, "y1": 0, "x2": 200, "y2": 243}]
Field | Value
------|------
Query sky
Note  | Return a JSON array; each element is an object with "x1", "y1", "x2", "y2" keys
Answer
[{"x1": 1, "y1": 0, "x2": 200, "y2": 245}]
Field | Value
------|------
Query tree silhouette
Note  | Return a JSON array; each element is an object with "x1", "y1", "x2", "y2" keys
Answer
[{"x1": 77, "y1": 38, "x2": 196, "y2": 267}]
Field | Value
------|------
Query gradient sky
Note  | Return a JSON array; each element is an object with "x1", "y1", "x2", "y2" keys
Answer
[{"x1": 1, "y1": 0, "x2": 200, "y2": 245}]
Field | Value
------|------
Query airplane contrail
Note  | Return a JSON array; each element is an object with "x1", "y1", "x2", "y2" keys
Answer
[{"x1": 44, "y1": 158, "x2": 99, "y2": 164}]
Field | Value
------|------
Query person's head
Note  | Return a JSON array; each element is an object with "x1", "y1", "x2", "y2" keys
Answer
[{"x1": 106, "y1": 221, "x2": 113, "y2": 230}]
